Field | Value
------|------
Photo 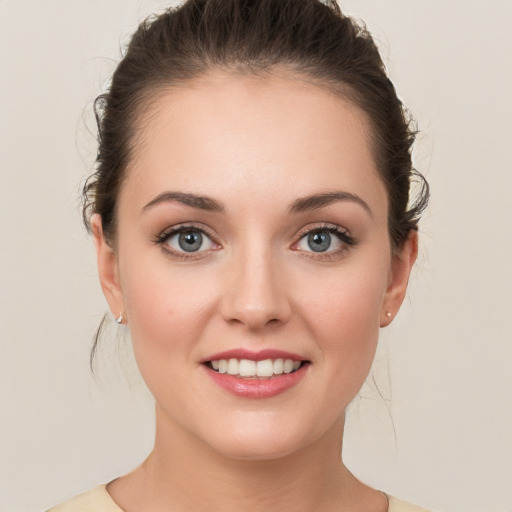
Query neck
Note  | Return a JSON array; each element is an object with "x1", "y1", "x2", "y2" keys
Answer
[{"x1": 108, "y1": 405, "x2": 386, "y2": 512}]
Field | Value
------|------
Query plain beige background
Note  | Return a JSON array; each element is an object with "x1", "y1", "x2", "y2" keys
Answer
[{"x1": 1, "y1": 1, "x2": 511, "y2": 511}]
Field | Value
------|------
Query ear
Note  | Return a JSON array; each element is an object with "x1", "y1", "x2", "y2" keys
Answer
[
  {"x1": 91, "y1": 214, "x2": 125, "y2": 321},
  {"x1": 380, "y1": 230, "x2": 418, "y2": 327}
]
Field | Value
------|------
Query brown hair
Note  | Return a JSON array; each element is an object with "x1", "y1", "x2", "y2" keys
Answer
[
  {"x1": 84, "y1": 0, "x2": 428, "y2": 248},
  {"x1": 85, "y1": 0, "x2": 429, "y2": 365}
]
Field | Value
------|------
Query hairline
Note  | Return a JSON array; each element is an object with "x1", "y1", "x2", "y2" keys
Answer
[{"x1": 106, "y1": 65, "x2": 391, "y2": 247}]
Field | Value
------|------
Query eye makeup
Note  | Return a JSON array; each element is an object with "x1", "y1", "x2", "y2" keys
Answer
[
  {"x1": 152, "y1": 220, "x2": 357, "y2": 262},
  {"x1": 153, "y1": 223, "x2": 221, "y2": 261},
  {"x1": 292, "y1": 222, "x2": 358, "y2": 262}
]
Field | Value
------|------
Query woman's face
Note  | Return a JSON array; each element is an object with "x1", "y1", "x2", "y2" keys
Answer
[{"x1": 94, "y1": 72, "x2": 416, "y2": 459}]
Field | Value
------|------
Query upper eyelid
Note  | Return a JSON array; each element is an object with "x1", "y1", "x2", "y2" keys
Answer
[
  {"x1": 295, "y1": 222, "x2": 351, "y2": 238},
  {"x1": 158, "y1": 223, "x2": 217, "y2": 240},
  {"x1": 292, "y1": 223, "x2": 356, "y2": 252},
  {"x1": 155, "y1": 222, "x2": 353, "y2": 247},
  {"x1": 156, "y1": 224, "x2": 220, "y2": 259}
]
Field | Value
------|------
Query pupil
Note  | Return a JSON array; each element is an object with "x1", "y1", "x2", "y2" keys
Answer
[
  {"x1": 308, "y1": 232, "x2": 331, "y2": 252},
  {"x1": 179, "y1": 231, "x2": 202, "y2": 252}
]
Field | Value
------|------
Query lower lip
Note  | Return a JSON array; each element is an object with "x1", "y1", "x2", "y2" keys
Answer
[{"x1": 203, "y1": 364, "x2": 309, "y2": 399}]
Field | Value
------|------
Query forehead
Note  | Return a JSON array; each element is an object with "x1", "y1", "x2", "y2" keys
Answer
[{"x1": 122, "y1": 71, "x2": 387, "y2": 220}]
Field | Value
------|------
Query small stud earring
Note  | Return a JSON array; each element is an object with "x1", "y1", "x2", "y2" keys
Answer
[
  {"x1": 386, "y1": 312, "x2": 392, "y2": 319},
  {"x1": 115, "y1": 313, "x2": 124, "y2": 324}
]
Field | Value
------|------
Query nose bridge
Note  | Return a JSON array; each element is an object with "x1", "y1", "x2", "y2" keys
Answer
[{"x1": 221, "y1": 234, "x2": 291, "y2": 329}]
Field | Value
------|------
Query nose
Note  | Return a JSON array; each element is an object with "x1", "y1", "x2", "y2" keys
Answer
[{"x1": 220, "y1": 244, "x2": 292, "y2": 331}]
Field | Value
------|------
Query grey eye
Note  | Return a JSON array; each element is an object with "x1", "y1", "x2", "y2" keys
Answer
[
  {"x1": 296, "y1": 228, "x2": 348, "y2": 255},
  {"x1": 307, "y1": 232, "x2": 332, "y2": 252},
  {"x1": 178, "y1": 231, "x2": 203, "y2": 252},
  {"x1": 165, "y1": 229, "x2": 215, "y2": 253}
]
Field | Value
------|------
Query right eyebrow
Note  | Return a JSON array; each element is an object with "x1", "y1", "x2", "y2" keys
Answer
[
  {"x1": 141, "y1": 191, "x2": 225, "y2": 214},
  {"x1": 287, "y1": 191, "x2": 373, "y2": 218}
]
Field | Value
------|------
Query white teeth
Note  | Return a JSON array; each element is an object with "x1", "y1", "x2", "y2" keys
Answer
[
  {"x1": 283, "y1": 359, "x2": 295, "y2": 374},
  {"x1": 273, "y1": 358, "x2": 284, "y2": 374},
  {"x1": 239, "y1": 359, "x2": 256, "y2": 377},
  {"x1": 227, "y1": 358, "x2": 239, "y2": 375},
  {"x1": 209, "y1": 357, "x2": 304, "y2": 377},
  {"x1": 218, "y1": 359, "x2": 227, "y2": 374},
  {"x1": 256, "y1": 359, "x2": 274, "y2": 377}
]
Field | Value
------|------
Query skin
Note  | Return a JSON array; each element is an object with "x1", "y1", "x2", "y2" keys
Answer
[{"x1": 92, "y1": 71, "x2": 417, "y2": 512}]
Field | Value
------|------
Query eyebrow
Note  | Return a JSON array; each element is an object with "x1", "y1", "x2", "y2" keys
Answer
[
  {"x1": 288, "y1": 191, "x2": 373, "y2": 217},
  {"x1": 141, "y1": 190, "x2": 372, "y2": 217},
  {"x1": 141, "y1": 191, "x2": 225, "y2": 214}
]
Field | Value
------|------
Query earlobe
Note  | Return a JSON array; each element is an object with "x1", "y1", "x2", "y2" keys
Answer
[
  {"x1": 380, "y1": 230, "x2": 418, "y2": 327},
  {"x1": 91, "y1": 214, "x2": 125, "y2": 319}
]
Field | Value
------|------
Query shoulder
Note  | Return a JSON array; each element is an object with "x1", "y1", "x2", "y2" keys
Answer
[
  {"x1": 387, "y1": 494, "x2": 434, "y2": 512},
  {"x1": 46, "y1": 486, "x2": 434, "y2": 512},
  {"x1": 45, "y1": 485, "x2": 123, "y2": 512}
]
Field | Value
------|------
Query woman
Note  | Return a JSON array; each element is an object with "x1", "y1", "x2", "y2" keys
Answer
[{"x1": 49, "y1": 0, "x2": 430, "y2": 510}]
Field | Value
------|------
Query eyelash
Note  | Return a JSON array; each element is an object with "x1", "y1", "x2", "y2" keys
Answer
[
  {"x1": 293, "y1": 223, "x2": 357, "y2": 261},
  {"x1": 153, "y1": 222, "x2": 357, "y2": 261},
  {"x1": 153, "y1": 223, "x2": 220, "y2": 261}
]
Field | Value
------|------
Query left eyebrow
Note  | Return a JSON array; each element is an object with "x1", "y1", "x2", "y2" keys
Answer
[
  {"x1": 141, "y1": 191, "x2": 225, "y2": 214},
  {"x1": 287, "y1": 191, "x2": 373, "y2": 218}
]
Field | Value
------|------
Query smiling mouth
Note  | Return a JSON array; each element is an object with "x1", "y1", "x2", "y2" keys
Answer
[{"x1": 204, "y1": 358, "x2": 309, "y2": 378}]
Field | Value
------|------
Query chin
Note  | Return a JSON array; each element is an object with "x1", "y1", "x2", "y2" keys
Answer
[
  {"x1": 200, "y1": 414, "x2": 331, "y2": 462},
  {"x1": 212, "y1": 435, "x2": 306, "y2": 462}
]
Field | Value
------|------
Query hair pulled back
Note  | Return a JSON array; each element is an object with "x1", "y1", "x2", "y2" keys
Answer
[{"x1": 84, "y1": 0, "x2": 428, "y2": 252}]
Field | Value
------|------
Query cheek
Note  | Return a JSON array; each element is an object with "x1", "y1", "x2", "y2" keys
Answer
[
  {"x1": 298, "y1": 262, "x2": 389, "y2": 377},
  {"x1": 303, "y1": 263, "x2": 386, "y2": 331},
  {"x1": 119, "y1": 262, "x2": 221, "y2": 414},
  {"x1": 119, "y1": 254, "x2": 218, "y2": 364}
]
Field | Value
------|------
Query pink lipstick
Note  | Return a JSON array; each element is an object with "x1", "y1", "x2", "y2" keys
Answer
[
  {"x1": 201, "y1": 349, "x2": 310, "y2": 399},
  {"x1": 202, "y1": 348, "x2": 305, "y2": 363}
]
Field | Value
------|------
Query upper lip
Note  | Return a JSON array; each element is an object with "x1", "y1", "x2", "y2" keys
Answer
[{"x1": 202, "y1": 348, "x2": 307, "y2": 363}]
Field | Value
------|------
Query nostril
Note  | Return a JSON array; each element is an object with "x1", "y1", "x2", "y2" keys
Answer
[{"x1": 219, "y1": 263, "x2": 292, "y2": 329}]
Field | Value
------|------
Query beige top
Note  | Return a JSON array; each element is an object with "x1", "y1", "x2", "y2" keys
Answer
[{"x1": 47, "y1": 484, "x2": 433, "y2": 511}]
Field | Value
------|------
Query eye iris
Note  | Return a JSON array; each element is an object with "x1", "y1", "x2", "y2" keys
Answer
[
  {"x1": 307, "y1": 231, "x2": 331, "y2": 252},
  {"x1": 178, "y1": 231, "x2": 203, "y2": 252}
]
